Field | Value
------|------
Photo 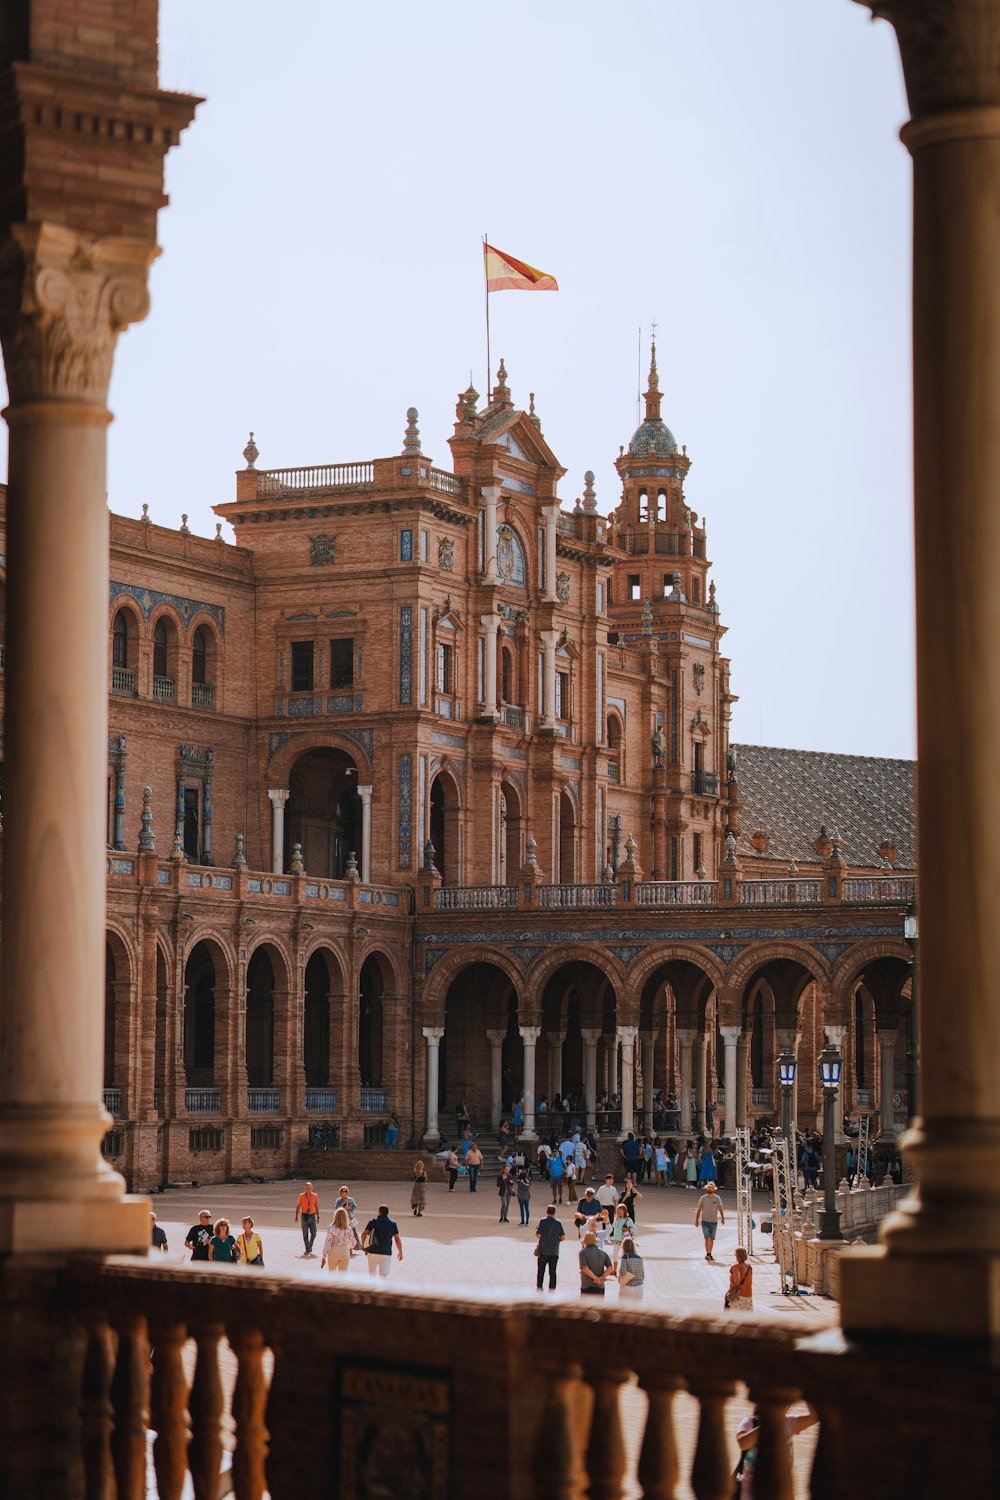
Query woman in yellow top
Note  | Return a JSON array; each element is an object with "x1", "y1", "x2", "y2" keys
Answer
[{"x1": 237, "y1": 1215, "x2": 265, "y2": 1267}]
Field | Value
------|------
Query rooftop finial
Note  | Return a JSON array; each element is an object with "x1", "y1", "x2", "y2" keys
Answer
[
  {"x1": 243, "y1": 431, "x2": 258, "y2": 469},
  {"x1": 528, "y1": 390, "x2": 542, "y2": 431},
  {"x1": 403, "y1": 406, "x2": 421, "y2": 454},
  {"x1": 643, "y1": 334, "x2": 663, "y2": 422},
  {"x1": 583, "y1": 470, "x2": 597, "y2": 513},
  {"x1": 494, "y1": 357, "x2": 510, "y2": 404}
]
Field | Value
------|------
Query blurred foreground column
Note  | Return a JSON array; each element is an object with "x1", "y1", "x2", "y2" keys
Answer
[{"x1": 844, "y1": 0, "x2": 1000, "y2": 1341}]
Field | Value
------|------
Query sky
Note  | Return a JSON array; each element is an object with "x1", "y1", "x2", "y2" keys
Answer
[{"x1": 22, "y1": 3, "x2": 920, "y2": 756}]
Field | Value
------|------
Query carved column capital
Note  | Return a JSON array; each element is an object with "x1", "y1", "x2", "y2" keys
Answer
[
  {"x1": 0, "y1": 224, "x2": 157, "y2": 407},
  {"x1": 858, "y1": 0, "x2": 1000, "y2": 117}
]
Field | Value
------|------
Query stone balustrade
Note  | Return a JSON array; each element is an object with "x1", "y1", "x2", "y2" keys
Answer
[
  {"x1": 435, "y1": 874, "x2": 916, "y2": 913},
  {"x1": 69, "y1": 1258, "x2": 992, "y2": 1500}
]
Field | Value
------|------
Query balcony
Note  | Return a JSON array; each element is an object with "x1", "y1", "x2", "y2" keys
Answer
[
  {"x1": 152, "y1": 674, "x2": 175, "y2": 701},
  {"x1": 111, "y1": 666, "x2": 136, "y2": 695},
  {"x1": 739, "y1": 879, "x2": 822, "y2": 905},
  {"x1": 304, "y1": 1088, "x2": 338, "y2": 1112},
  {"x1": 185, "y1": 1087, "x2": 221, "y2": 1113},
  {"x1": 360, "y1": 1086, "x2": 387, "y2": 1111},
  {"x1": 607, "y1": 760, "x2": 620, "y2": 783},
  {"x1": 247, "y1": 1087, "x2": 281, "y2": 1114},
  {"x1": 538, "y1": 883, "x2": 616, "y2": 909},
  {"x1": 751, "y1": 1087, "x2": 773, "y2": 1108},
  {"x1": 102, "y1": 1087, "x2": 121, "y2": 1117},
  {"x1": 438, "y1": 884, "x2": 519, "y2": 911},
  {"x1": 500, "y1": 703, "x2": 528, "y2": 732},
  {"x1": 637, "y1": 880, "x2": 718, "y2": 906},
  {"x1": 691, "y1": 770, "x2": 718, "y2": 796},
  {"x1": 192, "y1": 681, "x2": 215, "y2": 709}
]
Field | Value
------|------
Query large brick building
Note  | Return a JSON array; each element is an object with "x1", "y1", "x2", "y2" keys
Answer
[{"x1": 0, "y1": 349, "x2": 915, "y2": 1187}]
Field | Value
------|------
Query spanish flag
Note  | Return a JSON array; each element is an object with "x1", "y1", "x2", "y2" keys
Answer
[{"x1": 484, "y1": 242, "x2": 559, "y2": 293}]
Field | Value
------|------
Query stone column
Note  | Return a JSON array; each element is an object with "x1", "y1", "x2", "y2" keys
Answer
[
  {"x1": 677, "y1": 1028, "x2": 696, "y2": 1137},
  {"x1": 547, "y1": 1032, "x2": 563, "y2": 1101},
  {"x1": 481, "y1": 484, "x2": 500, "y2": 583},
  {"x1": 486, "y1": 1029, "x2": 506, "y2": 1130},
  {"x1": 112, "y1": 736, "x2": 127, "y2": 850},
  {"x1": 268, "y1": 788, "x2": 289, "y2": 874},
  {"x1": 826, "y1": 1023, "x2": 847, "y2": 1144},
  {"x1": 518, "y1": 1026, "x2": 541, "y2": 1141},
  {"x1": 0, "y1": 225, "x2": 162, "y2": 1251},
  {"x1": 357, "y1": 785, "x2": 373, "y2": 884},
  {"x1": 607, "y1": 1031, "x2": 620, "y2": 1102},
  {"x1": 877, "y1": 1029, "x2": 899, "y2": 1143},
  {"x1": 720, "y1": 1026, "x2": 741, "y2": 1136},
  {"x1": 541, "y1": 628, "x2": 558, "y2": 730},
  {"x1": 581, "y1": 1028, "x2": 601, "y2": 1131},
  {"x1": 542, "y1": 503, "x2": 559, "y2": 600},
  {"x1": 840, "y1": 0, "x2": 1000, "y2": 1345},
  {"x1": 421, "y1": 1026, "x2": 445, "y2": 1148},
  {"x1": 480, "y1": 613, "x2": 500, "y2": 718},
  {"x1": 692, "y1": 1032, "x2": 708, "y2": 1134},
  {"x1": 173, "y1": 771, "x2": 186, "y2": 858},
  {"x1": 640, "y1": 1031, "x2": 657, "y2": 1121},
  {"x1": 202, "y1": 766, "x2": 214, "y2": 865},
  {"x1": 618, "y1": 1026, "x2": 638, "y2": 1138}
]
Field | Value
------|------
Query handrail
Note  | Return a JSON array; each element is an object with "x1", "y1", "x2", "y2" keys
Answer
[
  {"x1": 843, "y1": 876, "x2": 916, "y2": 903},
  {"x1": 256, "y1": 461, "x2": 374, "y2": 492},
  {"x1": 537, "y1": 883, "x2": 616, "y2": 909},
  {"x1": 437, "y1": 885, "x2": 519, "y2": 911},
  {"x1": 637, "y1": 880, "x2": 719, "y2": 906},
  {"x1": 739, "y1": 879, "x2": 822, "y2": 905}
]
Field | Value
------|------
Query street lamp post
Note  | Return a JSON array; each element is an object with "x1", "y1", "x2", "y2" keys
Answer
[
  {"x1": 778, "y1": 1050, "x2": 796, "y2": 1181},
  {"x1": 903, "y1": 904, "x2": 919, "y2": 1124},
  {"x1": 818, "y1": 1043, "x2": 843, "y2": 1240}
]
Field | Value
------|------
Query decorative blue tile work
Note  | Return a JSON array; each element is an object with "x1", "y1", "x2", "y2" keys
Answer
[
  {"x1": 328, "y1": 694, "x2": 356, "y2": 714},
  {"x1": 156, "y1": 868, "x2": 172, "y2": 884},
  {"x1": 288, "y1": 697, "x2": 314, "y2": 717},
  {"x1": 360, "y1": 891, "x2": 372, "y2": 904},
  {"x1": 606, "y1": 945, "x2": 644, "y2": 967},
  {"x1": 269, "y1": 732, "x2": 293, "y2": 759},
  {"x1": 248, "y1": 879, "x2": 262, "y2": 892},
  {"x1": 306, "y1": 884, "x2": 319, "y2": 897},
  {"x1": 274, "y1": 880, "x2": 292, "y2": 895},
  {"x1": 382, "y1": 892, "x2": 400, "y2": 907},
  {"x1": 343, "y1": 727, "x2": 374, "y2": 765},
  {"x1": 706, "y1": 944, "x2": 749, "y2": 964},
  {"x1": 110, "y1": 581, "x2": 225, "y2": 634},
  {"x1": 399, "y1": 607, "x2": 413, "y2": 705},
  {"x1": 398, "y1": 752, "x2": 413, "y2": 869},
  {"x1": 400, "y1": 529, "x2": 414, "y2": 561},
  {"x1": 355, "y1": 694, "x2": 363, "y2": 712},
  {"x1": 110, "y1": 858, "x2": 135, "y2": 876},
  {"x1": 431, "y1": 731, "x2": 465, "y2": 750}
]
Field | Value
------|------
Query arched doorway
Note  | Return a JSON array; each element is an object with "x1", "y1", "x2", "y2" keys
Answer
[
  {"x1": 359, "y1": 954, "x2": 386, "y2": 1089},
  {"x1": 499, "y1": 779, "x2": 522, "y2": 885},
  {"x1": 429, "y1": 769, "x2": 461, "y2": 884},
  {"x1": 304, "y1": 951, "x2": 331, "y2": 1088},
  {"x1": 246, "y1": 947, "x2": 275, "y2": 1088},
  {"x1": 441, "y1": 961, "x2": 518, "y2": 1127},
  {"x1": 285, "y1": 747, "x2": 360, "y2": 878},
  {"x1": 183, "y1": 943, "x2": 217, "y2": 1086}
]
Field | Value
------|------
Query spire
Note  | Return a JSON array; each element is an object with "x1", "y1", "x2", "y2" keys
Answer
[
  {"x1": 403, "y1": 406, "x2": 421, "y2": 454},
  {"x1": 493, "y1": 357, "x2": 511, "y2": 405},
  {"x1": 643, "y1": 339, "x2": 662, "y2": 422}
]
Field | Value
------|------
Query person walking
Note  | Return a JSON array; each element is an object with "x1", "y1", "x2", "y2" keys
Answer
[
  {"x1": 320, "y1": 1208, "x2": 355, "y2": 1274},
  {"x1": 295, "y1": 1181, "x2": 320, "y2": 1257},
  {"x1": 208, "y1": 1218, "x2": 238, "y2": 1264},
  {"x1": 384, "y1": 1112, "x2": 400, "y2": 1150},
  {"x1": 497, "y1": 1162, "x2": 514, "y2": 1222},
  {"x1": 573, "y1": 1186, "x2": 603, "y2": 1237},
  {"x1": 361, "y1": 1205, "x2": 403, "y2": 1278},
  {"x1": 735, "y1": 1406, "x2": 818, "y2": 1497},
  {"x1": 565, "y1": 1157, "x2": 579, "y2": 1202},
  {"x1": 726, "y1": 1246, "x2": 753, "y2": 1310},
  {"x1": 535, "y1": 1204, "x2": 565, "y2": 1291},
  {"x1": 596, "y1": 1174, "x2": 619, "y2": 1217},
  {"x1": 609, "y1": 1202, "x2": 638, "y2": 1274},
  {"x1": 335, "y1": 1184, "x2": 364, "y2": 1250},
  {"x1": 516, "y1": 1167, "x2": 532, "y2": 1225},
  {"x1": 184, "y1": 1209, "x2": 213, "y2": 1262},
  {"x1": 695, "y1": 1181, "x2": 725, "y2": 1261},
  {"x1": 654, "y1": 1139, "x2": 668, "y2": 1186},
  {"x1": 446, "y1": 1144, "x2": 460, "y2": 1191},
  {"x1": 410, "y1": 1160, "x2": 428, "y2": 1217},
  {"x1": 466, "y1": 1141, "x2": 483, "y2": 1192},
  {"x1": 150, "y1": 1213, "x2": 168, "y2": 1253},
  {"x1": 699, "y1": 1144, "x2": 717, "y2": 1186},
  {"x1": 549, "y1": 1148, "x2": 565, "y2": 1203},
  {"x1": 579, "y1": 1230, "x2": 613, "y2": 1297},
  {"x1": 617, "y1": 1236, "x2": 645, "y2": 1300},
  {"x1": 622, "y1": 1180, "x2": 643, "y2": 1222},
  {"x1": 236, "y1": 1216, "x2": 264, "y2": 1267}
]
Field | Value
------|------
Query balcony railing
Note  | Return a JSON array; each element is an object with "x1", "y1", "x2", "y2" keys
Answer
[
  {"x1": 739, "y1": 879, "x2": 822, "y2": 905},
  {"x1": 751, "y1": 1087, "x2": 773, "y2": 1108},
  {"x1": 500, "y1": 703, "x2": 528, "y2": 732},
  {"x1": 102, "y1": 1087, "x2": 121, "y2": 1117},
  {"x1": 691, "y1": 770, "x2": 719, "y2": 796},
  {"x1": 857, "y1": 1089, "x2": 872, "y2": 1108},
  {"x1": 537, "y1": 883, "x2": 616, "y2": 909},
  {"x1": 185, "y1": 1087, "x2": 221, "y2": 1113},
  {"x1": 152, "y1": 674, "x2": 174, "y2": 701},
  {"x1": 360, "y1": 1087, "x2": 387, "y2": 1111},
  {"x1": 438, "y1": 884, "x2": 519, "y2": 911},
  {"x1": 636, "y1": 880, "x2": 719, "y2": 906},
  {"x1": 111, "y1": 666, "x2": 135, "y2": 695},
  {"x1": 843, "y1": 876, "x2": 916, "y2": 903},
  {"x1": 247, "y1": 1088, "x2": 280, "y2": 1114},
  {"x1": 192, "y1": 681, "x2": 215, "y2": 709},
  {"x1": 607, "y1": 760, "x2": 620, "y2": 783},
  {"x1": 304, "y1": 1088, "x2": 338, "y2": 1112},
  {"x1": 256, "y1": 460, "x2": 374, "y2": 492}
]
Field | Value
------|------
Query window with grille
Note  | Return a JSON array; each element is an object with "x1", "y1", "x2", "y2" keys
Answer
[
  {"x1": 291, "y1": 640, "x2": 314, "y2": 692},
  {"x1": 330, "y1": 638, "x2": 354, "y2": 689}
]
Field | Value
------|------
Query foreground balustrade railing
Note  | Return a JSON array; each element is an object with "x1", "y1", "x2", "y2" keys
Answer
[{"x1": 69, "y1": 1259, "x2": 989, "y2": 1499}]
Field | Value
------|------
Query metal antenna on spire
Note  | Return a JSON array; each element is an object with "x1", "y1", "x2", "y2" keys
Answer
[{"x1": 636, "y1": 323, "x2": 641, "y2": 425}]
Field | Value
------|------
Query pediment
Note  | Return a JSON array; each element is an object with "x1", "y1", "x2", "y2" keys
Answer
[{"x1": 482, "y1": 408, "x2": 564, "y2": 473}]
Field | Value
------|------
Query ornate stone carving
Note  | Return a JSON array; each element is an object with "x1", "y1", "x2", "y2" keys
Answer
[
  {"x1": 438, "y1": 536, "x2": 455, "y2": 571},
  {"x1": 0, "y1": 224, "x2": 156, "y2": 406},
  {"x1": 693, "y1": 662, "x2": 705, "y2": 696},
  {"x1": 309, "y1": 534, "x2": 336, "y2": 566},
  {"x1": 556, "y1": 570, "x2": 570, "y2": 603},
  {"x1": 856, "y1": 0, "x2": 1000, "y2": 116}
]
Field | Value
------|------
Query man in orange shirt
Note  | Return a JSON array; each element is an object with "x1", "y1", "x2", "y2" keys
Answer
[{"x1": 294, "y1": 1180, "x2": 320, "y2": 1256}]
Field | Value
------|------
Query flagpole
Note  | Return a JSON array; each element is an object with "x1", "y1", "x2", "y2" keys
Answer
[{"x1": 483, "y1": 233, "x2": 491, "y2": 400}]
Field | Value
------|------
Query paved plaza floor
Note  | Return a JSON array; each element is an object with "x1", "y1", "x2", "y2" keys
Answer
[
  {"x1": 150, "y1": 1168, "x2": 838, "y2": 1328},
  {"x1": 146, "y1": 1168, "x2": 831, "y2": 1497}
]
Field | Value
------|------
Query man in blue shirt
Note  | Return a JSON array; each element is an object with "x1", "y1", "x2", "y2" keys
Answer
[{"x1": 362, "y1": 1205, "x2": 403, "y2": 1278}]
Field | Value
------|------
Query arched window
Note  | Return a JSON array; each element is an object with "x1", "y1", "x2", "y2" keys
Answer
[
  {"x1": 153, "y1": 620, "x2": 168, "y2": 679},
  {"x1": 607, "y1": 715, "x2": 623, "y2": 784},
  {"x1": 192, "y1": 626, "x2": 207, "y2": 685},
  {"x1": 112, "y1": 611, "x2": 129, "y2": 670},
  {"x1": 501, "y1": 645, "x2": 515, "y2": 703}
]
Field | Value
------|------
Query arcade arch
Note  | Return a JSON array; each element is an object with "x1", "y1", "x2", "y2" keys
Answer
[{"x1": 285, "y1": 746, "x2": 361, "y2": 879}]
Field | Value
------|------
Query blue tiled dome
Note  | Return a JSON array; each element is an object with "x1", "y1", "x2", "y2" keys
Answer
[{"x1": 628, "y1": 417, "x2": 677, "y2": 458}]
